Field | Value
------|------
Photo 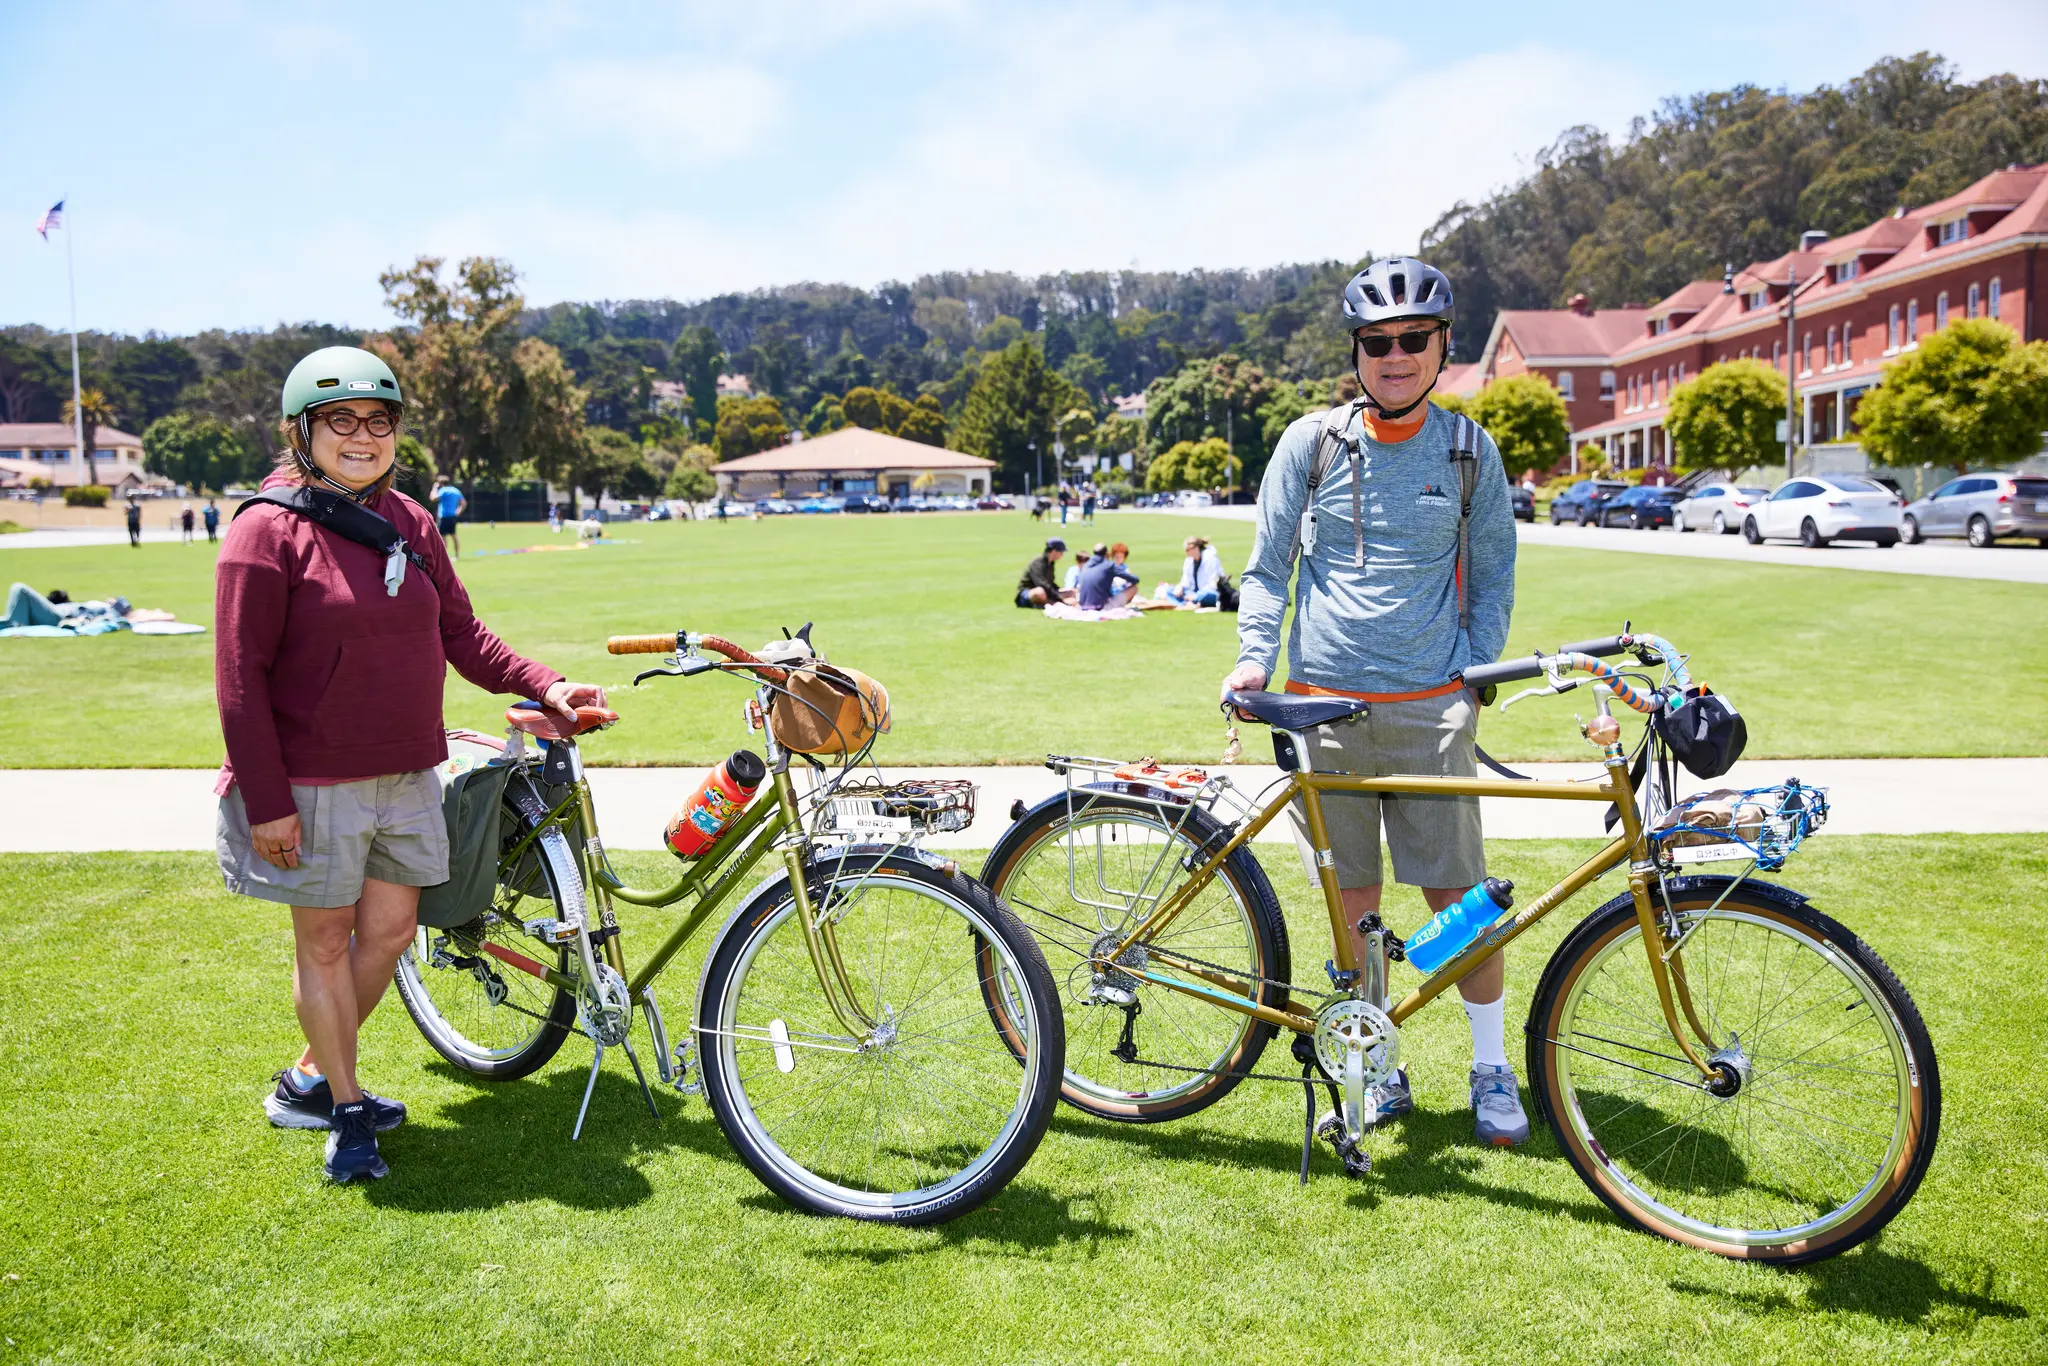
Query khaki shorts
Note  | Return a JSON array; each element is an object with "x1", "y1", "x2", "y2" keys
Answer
[
  {"x1": 1287, "y1": 692, "x2": 1485, "y2": 890},
  {"x1": 218, "y1": 770, "x2": 449, "y2": 909}
]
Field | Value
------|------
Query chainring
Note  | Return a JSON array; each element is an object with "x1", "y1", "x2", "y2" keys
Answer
[
  {"x1": 577, "y1": 962, "x2": 633, "y2": 1047},
  {"x1": 1313, "y1": 998, "x2": 1399, "y2": 1087}
]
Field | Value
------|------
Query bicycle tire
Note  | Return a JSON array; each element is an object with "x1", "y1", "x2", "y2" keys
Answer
[
  {"x1": 394, "y1": 783, "x2": 577, "y2": 1080},
  {"x1": 1527, "y1": 881, "x2": 1939, "y2": 1265},
  {"x1": 696, "y1": 852, "x2": 1063, "y2": 1224},
  {"x1": 981, "y1": 792, "x2": 1289, "y2": 1124}
]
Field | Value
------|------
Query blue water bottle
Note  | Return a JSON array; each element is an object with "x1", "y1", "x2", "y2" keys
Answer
[{"x1": 1403, "y1": 878, "x2": 1516, "y2": 974}]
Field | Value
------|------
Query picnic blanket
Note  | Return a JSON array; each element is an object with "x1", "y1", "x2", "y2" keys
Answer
[{"x1": 1043, "y1": 603, "x2": 1142, "y2": 623}]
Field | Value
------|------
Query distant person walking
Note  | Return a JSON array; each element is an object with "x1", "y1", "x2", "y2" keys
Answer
[
  {"x1": 215, "y1": 346, "x2": 608, "y2": 1185},
  {"x1": 203, "y1": 499, "x2": 220, "y2": 543},
  {"x1": 125, "y1": 495, "x2": 142, "y2": 548},
  {"x1": 1082, "y1": 487, "x2": 1097, "y2": 523},
  {"x1": 181, "y1": 502, "x2": 196, "y2": 543},
  {"x1": 430, "y1": 478, "x2": 466, "y2": 559}
]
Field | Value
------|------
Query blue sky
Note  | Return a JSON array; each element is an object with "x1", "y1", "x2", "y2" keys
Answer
[{"x1": 4, "y1": 0, "x2": 2044, "y2": 335}]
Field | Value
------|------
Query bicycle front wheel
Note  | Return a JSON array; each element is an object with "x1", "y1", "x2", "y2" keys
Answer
[
  {"x1": 1529, "y1": 883, "x2": 1939, "y2": 1264},
  {"x1": 696, "y1": 853, "x2": 1063, "y2": 1224}
]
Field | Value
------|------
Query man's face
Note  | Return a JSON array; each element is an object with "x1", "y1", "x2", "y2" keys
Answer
[
  {"x1": 1047, "y1": 548, "x2": 1062, "y2": 563},
  {"x1": 1355, "y1": 319, "x2": 1446, "y2": 412}
]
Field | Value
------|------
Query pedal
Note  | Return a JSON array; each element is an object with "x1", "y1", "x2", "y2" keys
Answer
[
  {"x1": 671, "y1": 1039, "x2": 702, "y2": 1096},
  {"x1": 524, "y1": 917, "x2": 580, "y2": 945},
  {"x1": 1316, "y1": 1113, "x2": 1373, "y2": 1177}
]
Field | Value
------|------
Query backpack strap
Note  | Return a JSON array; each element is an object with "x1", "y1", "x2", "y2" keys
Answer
[
  {"x1": 236, "y1": 487, "x2": 430, "y2": 598},
  {"x1": 1447, "y1": 413, "x2": 1482, "y2": 629},
  {"x1": 1289, "y1": 398, "x2": 1367, "y2": 567}
]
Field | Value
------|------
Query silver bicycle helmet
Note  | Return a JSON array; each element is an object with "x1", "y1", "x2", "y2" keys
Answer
[
  {"x1": 1341, "y1": 257, "x2": 1457, "y2": 418},
  {"x1": 1342, "y1": 257, "x2": 1456, "y2": 332}
]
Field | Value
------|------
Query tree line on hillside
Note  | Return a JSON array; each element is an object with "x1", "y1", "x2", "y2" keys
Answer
[{"x1": 4, "y1": 51, "x2": 2040, "y2": 501}]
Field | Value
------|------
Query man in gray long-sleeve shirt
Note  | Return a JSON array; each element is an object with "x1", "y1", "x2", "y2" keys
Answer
[{"x1": 1221, "y1": 256, "x2": 1529, "y2": 1148}]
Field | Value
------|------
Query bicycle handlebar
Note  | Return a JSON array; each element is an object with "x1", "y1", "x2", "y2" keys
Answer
[
  {"x1": 1457, "y1": 630, "x2": 1663, "y2": 715},
  {"x1": 604, "y1": 631, "x2": 789, "y2": 683}
]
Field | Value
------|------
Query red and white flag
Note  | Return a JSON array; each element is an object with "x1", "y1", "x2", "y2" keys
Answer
[{"x1": 36, "y1": 201, "x2": 64, "y2": 239}]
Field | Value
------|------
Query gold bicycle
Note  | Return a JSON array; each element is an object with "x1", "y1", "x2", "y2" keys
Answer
[{"x1": 979, "y1": 630, "x2": 1938, "y2": 1264}]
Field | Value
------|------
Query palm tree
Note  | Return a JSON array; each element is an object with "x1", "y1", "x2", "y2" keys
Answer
[{"x1": 61, "y1": 386, "x2": 117, "y2": 490}]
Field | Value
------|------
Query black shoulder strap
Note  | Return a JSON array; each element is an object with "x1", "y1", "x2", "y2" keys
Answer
[
  {"x1": 236, "y1": 487, "x2": 430, "y2": 597},
  {"x1": 1447, "y1": 413, "x2": 1484, "y2": 628}
]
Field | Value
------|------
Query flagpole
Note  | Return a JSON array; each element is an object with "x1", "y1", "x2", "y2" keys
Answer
[{"x1": 62, "y1": 204, "x2": 87, "y2": 489}]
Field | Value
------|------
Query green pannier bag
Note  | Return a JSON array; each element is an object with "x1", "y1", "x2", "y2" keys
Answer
[{"x1": 416, "y1": 730, "x2": 521, "y2": 930}]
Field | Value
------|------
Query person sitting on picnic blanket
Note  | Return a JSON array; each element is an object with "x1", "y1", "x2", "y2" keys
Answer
[
  {"x1": 1014, "y1": 537, "x2": 1074, "y2": 607},
  {"x1": 1076, "y1": 542, "x2": 1142, "y2": 610},
  {"x1": 1061, "y1": 545, "x2": 1095, "y2": 592},
  {"x1": 1159, "y1": 535, "x2": 1224, "y2": 607}
]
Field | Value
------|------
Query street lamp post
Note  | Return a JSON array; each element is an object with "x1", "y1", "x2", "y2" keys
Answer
[{"x1": 1784, "y1": 262, "x2": 1799, "y2": 480}]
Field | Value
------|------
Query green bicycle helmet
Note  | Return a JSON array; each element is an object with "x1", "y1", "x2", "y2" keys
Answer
[
  {"x1": 280, "y1": 347, "x2": 406, "y2": 501},
  {"x1": 281, "y1": 346, "x2": 404, "y2": 419}
]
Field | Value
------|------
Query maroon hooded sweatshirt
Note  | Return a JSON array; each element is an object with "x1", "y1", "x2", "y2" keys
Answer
[{"x1": 215, "y1": 473, "x2": 562, "y2": 826}]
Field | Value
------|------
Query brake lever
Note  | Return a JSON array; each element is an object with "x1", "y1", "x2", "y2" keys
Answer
[
  {"x1": 1500, "y1": 675, "x2": 1578, "y2": 711},
  {"x1": 633, "y1": 655, "x2": 718, "y2": 686}
]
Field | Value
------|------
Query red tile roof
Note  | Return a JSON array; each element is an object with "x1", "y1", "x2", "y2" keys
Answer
[
  {"x1": 714, "y1": 426, "x2": 993, "y2": 473},
  {"x1": 1492, "y1": 307, "x2": 1647, "y2": 361}
]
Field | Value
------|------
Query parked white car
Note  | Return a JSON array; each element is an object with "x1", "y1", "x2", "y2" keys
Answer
[
  {"x1": 1742, "y1": 476, "x2": 1904, "y2": 548},
  {"x1": 1673, "y1": 482, "x2": 1770, "y2": 535}
]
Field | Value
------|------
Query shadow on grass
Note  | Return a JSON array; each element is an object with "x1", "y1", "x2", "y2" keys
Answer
[
  {"x1": 1048, "y1": 1106, "x2": 1615, "y2": 1229},
  {"x1": 1671, "y1": 1245, "x2": 2028, "y2": 1326},
  {"x1": 363, "y1": 1056, "x2": 731, "y2": 1214},
  {"x1": 773, "y1": 1180, "x2": 1132, "y2": 1261}
]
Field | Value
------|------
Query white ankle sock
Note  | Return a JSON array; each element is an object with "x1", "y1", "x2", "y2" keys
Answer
[
  {"x1": 1463, "y1": 995, "x2": 1510, "y2": 1069},
  {"x1": 291, "y1": 1063, "x2": 324, "y2": 1088}
]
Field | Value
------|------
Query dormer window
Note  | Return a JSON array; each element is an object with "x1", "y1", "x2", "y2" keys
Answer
[
  {"x1": 1651, "y1": 317, "x2": 1669, "y2": 336},
  {"x1": 1745, "y1": 289, "x2": 1767, "y2": 310},
  {"x1": 1937, "y1": 219, "x2": 1966, "y2": 246},
  {"x1": 1834, "y1": 260, "x2": 1859, "y2": 283}
]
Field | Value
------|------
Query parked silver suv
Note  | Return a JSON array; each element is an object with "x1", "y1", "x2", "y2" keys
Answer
[{"x1": 1901, "y1": 474, "x2": 2048, "y2": 547}]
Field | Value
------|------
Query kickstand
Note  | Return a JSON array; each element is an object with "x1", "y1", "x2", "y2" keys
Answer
[
  {"x1": 572, "y1": 1041, "x2": 604, "y2": 1142},
  {"x1": 1299, "y1": 1061, "x2": 1318, "y2": 1185},
  {"x1": 622, "y1": 1037, "x2": 661, "y2": 1121}
]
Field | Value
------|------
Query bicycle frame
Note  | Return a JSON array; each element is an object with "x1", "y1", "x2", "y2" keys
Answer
[
  {"x1": 487, "y1": 695, "x2": 879, "y2": 1046},
  {"x1": 1097, "y1": 735, "x2": 1720, "y2": 1081}
]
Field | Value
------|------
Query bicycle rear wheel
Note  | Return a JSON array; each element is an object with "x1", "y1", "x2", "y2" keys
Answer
[
  {"x1": 696, "y1": 853, "x2": 1063, "y2": 1224},
  {"x1": 394, "y1": 787, "x2": 577, "y2": 1080},
  {"x1": 980, "y1": 793, "x2": 1289, "y2": 1123},
  {"x1": 1529, "y1": 883, "x2": 1939, "y2": 1264}
]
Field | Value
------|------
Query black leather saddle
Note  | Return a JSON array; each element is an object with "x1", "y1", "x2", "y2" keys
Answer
[{"x1": 1224, "y1": 689, "x2": 1369, "y2": 730}]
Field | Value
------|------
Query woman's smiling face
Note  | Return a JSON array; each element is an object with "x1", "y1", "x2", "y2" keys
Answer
[{"x1": 306, "y1": 399, "x2": 398, "y2": 491}]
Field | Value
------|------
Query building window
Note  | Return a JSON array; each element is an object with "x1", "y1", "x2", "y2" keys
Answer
[
  {"x1": 1887, "y1": 305, "x2": 1900, "y2": 351},
  {"x1": 1824, "y1": 326, "x2": 1837, "y2": 369},
  {"x1": 1801, "y1": 332, "x2": 1812, "y2": 375},
  {"x1": 1555, "y1": 371, "x2": 1574, "y2": 401},
  {"x1": 1676, "y1": 362, "x2": 1686, "y2": 382},
  {"x1": 1835, "y1": 260, "x2": 1858, "y2": 283},
  {"x1": 1967, "y1": 282, "x2": 1980, "y2": 318},
  {"x1": 1990, "y1": 277, "x2": 2002, "y2": 318},
  {"x1": 1938, "y1": 218, "x2": 1966, "y2": 245},
  {"x1": 1906, "y1": 298, "x2": 1918, "y2": 343},
  {"x1": 1599, "y1": 370, "x2": 1615, "y2": 401},
  {"x1": 1772, "y1": 339, "x2": 1783, "y2": 367},
  {"x1": 1936, "y1": 291, "x2": 1949, "y2": 330}
]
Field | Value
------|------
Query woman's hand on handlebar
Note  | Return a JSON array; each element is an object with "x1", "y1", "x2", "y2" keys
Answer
[
  {"x1": 544, "y1": 679, "x2": 609, "y2": 719},
  {"x1": 1219, "y1": 663, "x2": 1267, "y2": 700}
]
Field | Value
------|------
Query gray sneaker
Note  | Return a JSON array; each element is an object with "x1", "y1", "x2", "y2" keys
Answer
[
  {"x1": 1371, "y1": 1067, "x2": 1413, "y2": 1122},
  {"x1": 1470, "y1": 1063, "x2": 1530, "y2": 1146}
]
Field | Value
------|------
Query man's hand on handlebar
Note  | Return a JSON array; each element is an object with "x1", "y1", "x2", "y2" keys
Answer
[
  {"x1": 1219, "y1": 663, "x2": 1267, "y2": 701},
  {"x1": 544, "y1": 679, "x2": 610, "y2": 719}
]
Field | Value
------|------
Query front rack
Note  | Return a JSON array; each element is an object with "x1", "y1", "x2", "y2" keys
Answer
[
  {"x1": 1649, "y1": 780, "x2": 1829, "y2": 872},
  {"x1": 811, "y1": 777, "x2": 979, "y2": 841}
]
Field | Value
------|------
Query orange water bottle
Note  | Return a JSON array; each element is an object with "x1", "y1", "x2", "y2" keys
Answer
[{"x1": 665, "y1": 750, "x2": 767, "y2": 858}]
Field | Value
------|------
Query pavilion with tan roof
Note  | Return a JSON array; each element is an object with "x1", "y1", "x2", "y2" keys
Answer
[{"x1": 713, "y1": 426, "x2": 996, "y2": 501}]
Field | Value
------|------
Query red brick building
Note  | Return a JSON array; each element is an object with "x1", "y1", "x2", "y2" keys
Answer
[{"x1": 1455, "y1": 162, "x2": 2048, "y2": 474}]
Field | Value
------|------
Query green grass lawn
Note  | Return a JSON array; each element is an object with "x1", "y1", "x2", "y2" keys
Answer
[
  {"x1": 1, "y1": 834, "x2": 2041, "y2": 1363},
  {"x1": 2, "y1": 511, "x2": 2044, "y2": 767}
]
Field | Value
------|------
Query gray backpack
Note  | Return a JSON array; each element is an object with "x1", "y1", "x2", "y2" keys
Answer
[
  {"x1": 414, "y1": 732, "x2": 521, "y2": 929},
  {"x1": 1288, "y1": 402, "x2": 1486, "y2": 627}
]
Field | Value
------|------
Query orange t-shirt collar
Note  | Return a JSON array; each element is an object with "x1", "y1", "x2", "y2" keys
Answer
[{"x1": 1363, "y1": 409, "x2": 1428, "y2": 443}]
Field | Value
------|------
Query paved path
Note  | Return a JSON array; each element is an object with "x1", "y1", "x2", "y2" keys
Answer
[
  {"x1": 1158, "y1": 505, "x2": 2048, "y2": 584},
  {"x1": 5, "y1": 758, "x2": 2041, "y2": 855},
  {"x1": 0, "y1": 528, "x2": 200, "y2": 549}
]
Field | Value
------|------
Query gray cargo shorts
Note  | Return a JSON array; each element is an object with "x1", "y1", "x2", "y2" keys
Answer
[
  {"x1": 1287, "y1": 691, "x2": 1485, "y2": 890},
  {"x1": 218, "y1": 769, "x2": 449, "y2": 909}
]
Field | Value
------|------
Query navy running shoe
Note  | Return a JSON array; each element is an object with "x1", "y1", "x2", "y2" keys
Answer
[
  {"x1": 265, "y1": 1070, "x2": 406, "y2": 1132},
  {"x1": 323, "y1": 1101, "x2": 389, "y2": 1183}
]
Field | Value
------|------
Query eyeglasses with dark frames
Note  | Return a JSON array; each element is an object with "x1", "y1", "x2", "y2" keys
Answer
[
  {"x1": 1355, "y1": 327, "x2": 1442, "y2": 358},
  {"x1": 312, "y1": 408, "x2": 400, "y2": 438}
]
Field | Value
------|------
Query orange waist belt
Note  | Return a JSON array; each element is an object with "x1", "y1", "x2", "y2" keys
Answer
[{"x1": 1284, "y1": 678, "x2": 1465, "y2": 704}]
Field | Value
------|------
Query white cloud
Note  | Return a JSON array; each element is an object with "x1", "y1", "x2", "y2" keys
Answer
[{"x1": 537, "y1": 58, "x2": 788, "y2": 167}]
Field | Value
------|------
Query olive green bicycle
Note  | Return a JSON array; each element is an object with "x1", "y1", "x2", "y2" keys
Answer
[{"x1": 392, "y1": 625, "x2": 1063, "y2": 1224}]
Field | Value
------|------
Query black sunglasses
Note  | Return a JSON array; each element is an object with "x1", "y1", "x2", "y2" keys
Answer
[{"x1": 1355, "y1": 327, "x2": 1442, "y2": 358}]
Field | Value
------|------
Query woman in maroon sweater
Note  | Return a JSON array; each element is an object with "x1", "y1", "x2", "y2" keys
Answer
[{"x1": 216, "y1": 346, "x2": 606, "y2": 1183}]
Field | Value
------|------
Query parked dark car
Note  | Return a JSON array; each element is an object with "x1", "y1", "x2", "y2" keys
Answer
[
  {"x1": 1600, "y1": 485, "x2": 1685, "y2": 529},
  {"x1": 1509, "y1": 485, "x2": 1534, "y2": 521},
  {"x1": 842, "y1": 493, "x2": 891, "y2": 513},
  {"x1": 1550, "y1": 479, "x2": 1630, "y2": 526},
  {"x1": 1099, "y1": 493, "x2": 1121, "y2": 510}
]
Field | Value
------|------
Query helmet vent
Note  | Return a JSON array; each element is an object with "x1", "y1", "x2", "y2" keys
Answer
[
  {"x1": 315, "y1": 378, "x2": 340, "y2": 388},
  {"x1": 380, "y1": 378, "x2": 396, "y2": 389},
  {"x1": 1390, "y1": 273, "x2": 1407, "y2": 304},
  {"x1": 1416, "y1": 278, "x2": 1438, "y2": 302},
  {"x1": 1363, "y1": 284, "x2": 1386, "y2": 306}
]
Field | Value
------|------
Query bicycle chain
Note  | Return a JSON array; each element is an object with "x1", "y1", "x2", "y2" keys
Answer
[{"x1": 1020, "y1": 900, "x2": 1334, "y2": 1006}]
